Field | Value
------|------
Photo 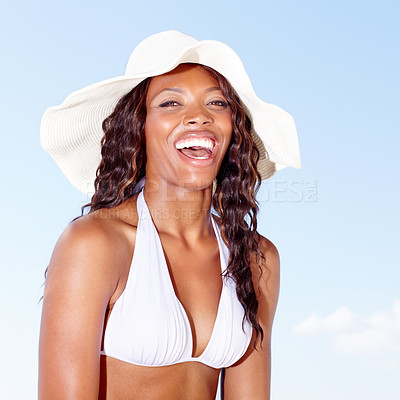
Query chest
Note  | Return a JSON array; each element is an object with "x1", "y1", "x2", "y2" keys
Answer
[
  {"x1": 158, "y1": 234, "x2": 223, "y2": 357},
  {"x1": 101, "y1": 192, "x2": 253, "y2": 368}
]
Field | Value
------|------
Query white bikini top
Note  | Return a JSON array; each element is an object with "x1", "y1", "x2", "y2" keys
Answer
[{"x1": 100, "y1": 189, "x2": 253, "y2": 368}]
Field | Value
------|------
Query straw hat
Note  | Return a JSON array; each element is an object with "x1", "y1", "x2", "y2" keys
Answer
[{"x1": 40, "y1": 30, "x2": 301, "y2": 195}]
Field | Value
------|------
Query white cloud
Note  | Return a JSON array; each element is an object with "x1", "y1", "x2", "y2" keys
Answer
[
  {"x1": 293, "y1": 300, "x2": 400, "y2": 357},
  {"x1": 293, "y1": 306, "x2": 364, "y2": 335}
]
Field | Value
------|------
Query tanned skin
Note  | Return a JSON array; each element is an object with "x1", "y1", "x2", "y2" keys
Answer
[{"x1": 39, "y1": 65, "x2": 280, "y2": 400}]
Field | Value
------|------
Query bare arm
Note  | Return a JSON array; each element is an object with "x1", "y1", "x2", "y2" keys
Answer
[
  {"x1": 38, "y1": 218, "x2": 121, "y2": 399},
  {"x1": 223, "y1": 235, "x2": 280, "y2": 400}
]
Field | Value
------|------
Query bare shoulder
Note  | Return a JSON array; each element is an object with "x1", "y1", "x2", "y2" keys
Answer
[
  {"x1": 49, "y1": 212, "x2": 119, "y2": 275},
  {"x1": 44, "y1": 201, "x2": 139, "y2": 305},
  {"x1": 251, "y1": 234, "x2": 280, "y2": 284},
  {"x1": 258, "y1": 234, "x2": 280, "y2": 265},
  {"x1": 250, "y1": 234, "x2": 281, "y2": 332}
]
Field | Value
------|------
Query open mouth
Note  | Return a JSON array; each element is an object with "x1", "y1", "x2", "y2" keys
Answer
[{"x1": 175, "y1": 137, "x2": 215, "y2": 159}]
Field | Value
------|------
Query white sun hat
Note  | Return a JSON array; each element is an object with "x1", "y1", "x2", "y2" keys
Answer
[{"x1": 40, "y1": 30, "x2": 301, "y2": 196}]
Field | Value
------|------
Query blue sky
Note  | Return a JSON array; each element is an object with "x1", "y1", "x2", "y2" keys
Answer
[{"x1": 1, "y1": 0, "x2": 399, "y2": 399}]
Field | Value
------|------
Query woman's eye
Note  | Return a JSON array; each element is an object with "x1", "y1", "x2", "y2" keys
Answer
[
  {"x1": 159, "y1": 100, "x2": 181, "y2": 107},
  {"x1": 208, "y1": 100, "x2": 228, "y2": 107}
]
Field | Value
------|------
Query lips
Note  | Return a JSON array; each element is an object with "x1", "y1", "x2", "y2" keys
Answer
[
  {"x1": 173, "y1": 131, "x2": 219, "y2": 166},
  {"x1": 175, "y1": 137, "x2": 215, "y2": 159}
]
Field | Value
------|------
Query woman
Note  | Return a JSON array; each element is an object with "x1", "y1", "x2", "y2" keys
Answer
[{"x1": 39, "y1": 31, "x2": 301, "y2": 399}]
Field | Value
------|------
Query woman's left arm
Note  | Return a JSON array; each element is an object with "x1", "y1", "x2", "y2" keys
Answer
[{"x1": 223, "y1": 235, "x2": 280, "y2": 400}]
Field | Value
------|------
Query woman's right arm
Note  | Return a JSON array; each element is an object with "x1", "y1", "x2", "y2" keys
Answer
[{"x1": 39, "y1": 218, "x2": 121, "y2": 399}]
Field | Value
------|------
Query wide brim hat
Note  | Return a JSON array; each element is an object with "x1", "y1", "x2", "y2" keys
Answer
[{"x1": 40, "y1": 30, "x2": 301, "y2": 196}]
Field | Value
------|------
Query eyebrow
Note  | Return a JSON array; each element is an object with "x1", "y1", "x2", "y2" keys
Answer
[{"x1": 150, "y1": 86, "x2": 222, "y2": 102}]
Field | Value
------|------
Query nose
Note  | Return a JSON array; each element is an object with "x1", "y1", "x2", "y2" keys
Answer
[{"x1": 182, "y1": 104, "x2": 214, "y2": 126}]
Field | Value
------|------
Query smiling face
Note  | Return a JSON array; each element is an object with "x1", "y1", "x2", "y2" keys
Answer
[{"x1": 144, "y1": 63, "x2": 233, "y2": 192}]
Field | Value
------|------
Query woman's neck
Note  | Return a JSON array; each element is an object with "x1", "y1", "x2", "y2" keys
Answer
[{"x1": 142, "y1": 178, "x2": 215, "y2": 243}]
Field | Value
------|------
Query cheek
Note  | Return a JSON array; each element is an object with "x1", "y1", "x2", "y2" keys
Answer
[
  {"x1": 145, "y1": 113, "x2": 178, "y2": 140},
  {"x1": 220, "y1": 113, "x2": 233, "y2": 142},
  {"x1": 145, "y1": 115, "x2": 167, "y2": 154},
  {"x1": 219, "y1": 116, "x2": 233, "y2": 159}
]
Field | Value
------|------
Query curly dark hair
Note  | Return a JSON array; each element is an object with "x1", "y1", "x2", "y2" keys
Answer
[{"x1": 72, "y1": 64, "x2": 266, "y2": 350}]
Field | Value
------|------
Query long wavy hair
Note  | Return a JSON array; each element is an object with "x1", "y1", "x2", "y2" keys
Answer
[{"x1": 73, "y1": 64, "x2": 266, "y2": 349}]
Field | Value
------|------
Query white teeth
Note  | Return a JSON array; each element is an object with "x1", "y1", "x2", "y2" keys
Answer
[{"x1": 175, "y1": 138, "x2": 214, "y2": 150}]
